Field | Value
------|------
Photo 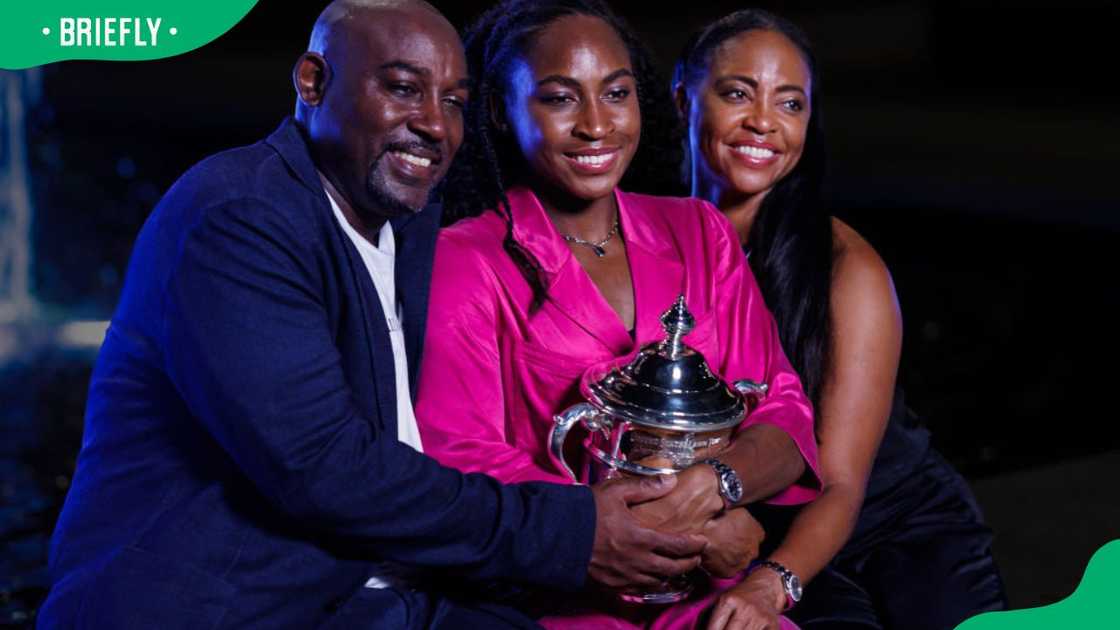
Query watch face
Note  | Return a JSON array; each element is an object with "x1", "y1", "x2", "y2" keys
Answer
[
  {"x1": 787, "y1": 574, "x2": 803, "y2": 601},
  {"x1": 725, "y1": 474, "x2": 743, "y2": 503}
]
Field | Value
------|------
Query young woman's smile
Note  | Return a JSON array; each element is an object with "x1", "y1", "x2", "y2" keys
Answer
[{"x1": 502, "y1": 13, "x2": 640, "y2": 204}]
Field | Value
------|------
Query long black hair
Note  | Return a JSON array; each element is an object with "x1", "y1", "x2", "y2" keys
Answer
[
  {"x1": 442, "y1": 0, "x2": 683, "y2": 308},
  {"x1": 675, "y1": 10, "x2": 834, "y2": 410}
]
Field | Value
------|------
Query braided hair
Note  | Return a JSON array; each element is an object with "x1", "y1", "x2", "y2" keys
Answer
[
  {"x1": 442, "y1": 0, "x2": 683, "y2": 309},
  {"x1": 675, "y1": 10, "x2": 834, "y2": 410}
]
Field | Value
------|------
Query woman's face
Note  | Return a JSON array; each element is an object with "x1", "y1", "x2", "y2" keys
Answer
[
  {"x1": 501, "y1": 14, "x2": 640, "y2": 203},
  {"x1": 686, "y1": 29, "x2": 811, "y2": 202}
]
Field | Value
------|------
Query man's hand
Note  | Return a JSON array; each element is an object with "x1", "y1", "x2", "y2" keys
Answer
[
  {"x1": 631, "y1": 464, "x2": 724, "y2": 534},
  {"x1": 707, "y1": 568, "x2": 786, "y2": 630},
  {"x1": 589, "y1": 475, "x2": 707, "y2": 589},
  {"x1": 700, "y1": 508, "x2": 765, "y2": 578}
]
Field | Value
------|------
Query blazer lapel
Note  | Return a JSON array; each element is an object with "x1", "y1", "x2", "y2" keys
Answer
[
  {"x1": 391, "y1": 202, "x2": 442, "y2": 401},
  {"x1": 336, "y1": 222, "x2": 399, "y2": 436},
  {"x1": 269, "y1": 115, "x2": 399, "y2": 435},
  {"x1": 264, "y1": 117, "x2": 327, "y2": 197}
]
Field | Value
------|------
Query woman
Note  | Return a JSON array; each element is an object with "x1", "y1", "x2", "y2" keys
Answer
[
  {"x1": 414, "y1": 1, "x2": 821, "y2": 627},
  {"x1": 675, "y1": 11, "x2": 1007, "y2": 630}
]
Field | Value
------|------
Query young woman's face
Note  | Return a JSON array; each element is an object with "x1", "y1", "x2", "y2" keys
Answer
[
  {"x1": 501, "y1": 14, "x2": 640, "y2": 203},
  {"x1": 686, "y1": 29, "x2": 811, "y2": 201}
]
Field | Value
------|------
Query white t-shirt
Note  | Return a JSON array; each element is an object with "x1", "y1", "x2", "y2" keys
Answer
[
  {"x1": 325, "y1": 193, "x2": 424, "y2": 454},
  {"x1": 326, "y1": 193, "x2": 425, "y2": 590}
]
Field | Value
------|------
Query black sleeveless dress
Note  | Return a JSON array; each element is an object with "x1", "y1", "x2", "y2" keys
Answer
[{"x1": 783, "y1": 388, "x2": 1008, "y2": 630}]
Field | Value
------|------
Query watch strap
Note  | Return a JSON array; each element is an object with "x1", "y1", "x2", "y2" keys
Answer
[
  {"x1": 757, "y1": 560, "x2": 799, "y2": 611},
  {"x1": 702, "y1": 457, "x2": 742, "y2": 509}
]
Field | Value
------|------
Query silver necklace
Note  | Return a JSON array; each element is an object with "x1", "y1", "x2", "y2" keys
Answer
[{"x1": 561, "y1": 217, "x2": 620, "y2": 258}]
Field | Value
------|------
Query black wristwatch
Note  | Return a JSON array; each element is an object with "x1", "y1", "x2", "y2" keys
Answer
[
  {"x1": 702, "y1": 458, "x2": 743, "y2": 510},
  {"x1": 757, "y1": 560, "x2": 803, "y2": 610}
]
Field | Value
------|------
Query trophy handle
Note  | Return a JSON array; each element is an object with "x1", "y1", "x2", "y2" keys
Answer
[
  {"x1": 733, "y1": 379, "x2": 769, "y2": 407},
  {"x1": 550, "y1": 403, "x2": 598, "y2": 483}
]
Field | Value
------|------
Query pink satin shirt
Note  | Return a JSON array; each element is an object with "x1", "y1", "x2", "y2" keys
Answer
[{"x1": 416, "y1": 187, "x2": 820, "y2": 504}]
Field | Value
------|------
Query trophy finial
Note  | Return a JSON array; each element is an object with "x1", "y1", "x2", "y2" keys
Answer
[{"x1": 659, "y1": 295, "x2": 695, "y2": 358}]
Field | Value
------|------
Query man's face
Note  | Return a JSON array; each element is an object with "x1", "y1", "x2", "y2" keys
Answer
[{"x1": 311, "y1": 8, "x2": 468, "y2": 217}]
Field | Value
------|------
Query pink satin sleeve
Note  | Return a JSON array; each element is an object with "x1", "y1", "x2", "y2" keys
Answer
[
  {"x1": 702, "y1": 201, "x2": 822, "y2": 505},
  {"x1": 414, "y1": 235, "x2": 572, "y2": 485}
]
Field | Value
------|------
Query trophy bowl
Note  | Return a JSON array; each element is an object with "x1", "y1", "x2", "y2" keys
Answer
[{"x1": 549, "y1": 295, "x2": 767, "y2": 604}]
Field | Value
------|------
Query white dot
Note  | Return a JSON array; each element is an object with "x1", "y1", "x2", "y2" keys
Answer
[
  {"x1": 169, "y1": 27, "x2": 178, "y2": 36},
  {"x1": 42, "y1": 27, "x2": 50, "y2": 35}
]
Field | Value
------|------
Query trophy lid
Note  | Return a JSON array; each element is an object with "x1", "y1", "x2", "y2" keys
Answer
[{"x1": 580, "y1": 295, "x2": 746, "y2": 432}]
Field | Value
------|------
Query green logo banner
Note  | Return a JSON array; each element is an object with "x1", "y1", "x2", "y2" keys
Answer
[
  {"x1": 0, "y1": 1, "x2": 260, "y2": 69},
  {"x1": 957, "y1": 540, "x2": 1120, "y2": 629}
]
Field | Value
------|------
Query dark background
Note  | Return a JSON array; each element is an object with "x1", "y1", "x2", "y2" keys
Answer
[{"x1": 3, "y1": 0, "x2": 1118, "y2": 626}]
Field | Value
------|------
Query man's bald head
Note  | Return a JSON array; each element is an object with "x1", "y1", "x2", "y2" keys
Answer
[
  {"x1": 297, "y1": 0, "x2": 458, "y2": 122},
  {"x1": 291, "y1": 0, "x2": 468, "y2": 233},
  {"x1": 307, "y1": 0, "x2": 447, "y2": 56}
]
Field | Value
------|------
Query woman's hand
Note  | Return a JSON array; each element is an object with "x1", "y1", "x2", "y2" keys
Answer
[
  {"x1": 631, "y1": 464, "x2": 725, "y2": 534},
  {"x1": 701, "y1": 508, "x2": 765, "y2": 578},
  {"x1": 706, "y1": 568, "x2": 787, "y2": 630}
]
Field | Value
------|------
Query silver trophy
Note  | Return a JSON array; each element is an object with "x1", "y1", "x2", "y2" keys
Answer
[{"x1": 549, "y1": 295, "x2": 768, "y2": 604}]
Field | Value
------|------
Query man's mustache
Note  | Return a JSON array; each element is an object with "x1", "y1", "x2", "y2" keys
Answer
[{"x1": 380, "y1": 140, "x2": 444, "y2": 165}]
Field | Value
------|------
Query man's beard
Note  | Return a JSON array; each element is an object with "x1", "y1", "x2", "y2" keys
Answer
[
  {"x1": 366, "y1": 157, "x2": 423, "y2": 216},
  {"x1": 365, "y1": 140, "x2": 443, "y2": 216}
]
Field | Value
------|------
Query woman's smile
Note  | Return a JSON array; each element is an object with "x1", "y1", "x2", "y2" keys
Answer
[
  {"x1": 502, "y1": 13, "x2": 640, "y2": 204},
  {"x1": 726, "y1": 139, "x2": 781, "y2": 168},
  {"x1": 687, "y1": 28, "x2": 811, "y2": 209},
  {"x1": 563, "y1": 146, "x2": 622, "y2": 173}
]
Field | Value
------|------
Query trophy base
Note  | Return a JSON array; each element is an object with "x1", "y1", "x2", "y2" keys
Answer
[{"x1": 617, "y1": 574, "x2": 694, "y2": 604}]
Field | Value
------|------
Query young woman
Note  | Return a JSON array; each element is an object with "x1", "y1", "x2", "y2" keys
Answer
[
  {"x1": 414, "y1": 1, "x2": 822, "y2": 627},
  {"x1": 675, "y1": 11, "x2": 1007, "y2": 630}
]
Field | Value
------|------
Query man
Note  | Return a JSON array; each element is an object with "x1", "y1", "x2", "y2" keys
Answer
[{"x1": 38, "y1": 1, "x2": 706, "y2": 627}]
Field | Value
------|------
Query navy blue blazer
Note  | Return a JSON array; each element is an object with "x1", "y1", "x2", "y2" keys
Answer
[{"x1": 39, "y1": 119, "x2": 595, "y2": 629}]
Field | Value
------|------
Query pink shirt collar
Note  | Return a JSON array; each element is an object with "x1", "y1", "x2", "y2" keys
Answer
[{"x1": 502, "y1": 185, "x2": 689, "y2": 351}]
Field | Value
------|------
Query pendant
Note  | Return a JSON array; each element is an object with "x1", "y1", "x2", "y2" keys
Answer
[{"x1": 593, "y1": 245, "x2": 606, "y2": 257}]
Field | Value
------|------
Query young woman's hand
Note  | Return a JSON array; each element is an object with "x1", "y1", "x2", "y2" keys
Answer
[
  {"x1": 707, "y1": 568, "x2": 786, "y2": 630},
  {"x1": 701, "y1": 508, "x2": 765, "y2": 578}
]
